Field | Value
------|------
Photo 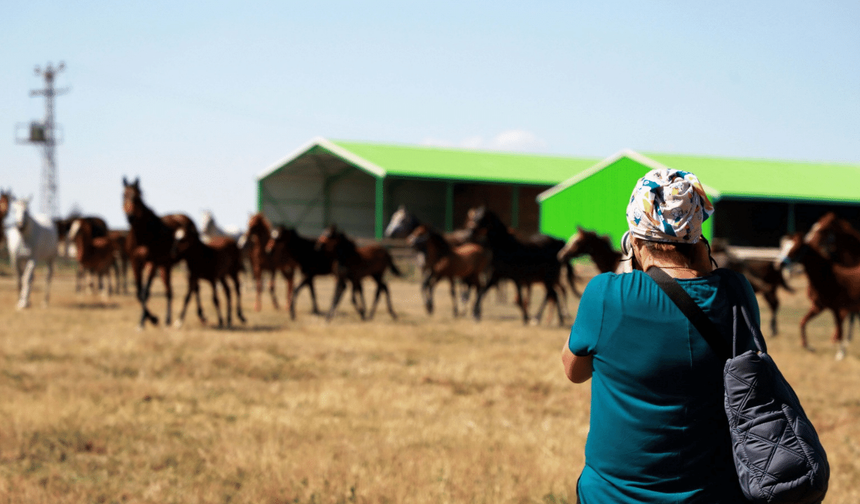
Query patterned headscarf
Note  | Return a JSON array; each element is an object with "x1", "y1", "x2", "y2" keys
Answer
[{"x1": 625, "y1": 168, "x2": 714, "y2": 244}]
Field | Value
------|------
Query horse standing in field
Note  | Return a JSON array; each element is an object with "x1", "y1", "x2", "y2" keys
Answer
[
  {"x1": 316, "y1": 224, "x2": 402, "y2": 322},
  {"x1": 172, "y1": 228, "x2": 246, "y2": 328},
  {"x1": 406, "y1": 224, "x2": 490, "y2": 317},
  {"x1": 777, "y1": 230, "x2": 860, "y2": 360},
  {"x1": 266, "y1": 225, "x2": 335, "y2": 319},
  {"x1": 238, "y1": 213, "x2": 294, "y2": 312},
  {"x1": 122, "y1": 177, "x2": 198, "y2": 328},
  {"x1": 68, "y1": 217, "x2": 118, "y2": 297},
  {"x1": 466, "y1": 206, "x2": 570, "y2": 325},
  {"x1": 55, "y1": 215, "x2": 110, "y2": 292},
  {"x1": 6, "y1": 198, "x2": 58, "y2": 309}
]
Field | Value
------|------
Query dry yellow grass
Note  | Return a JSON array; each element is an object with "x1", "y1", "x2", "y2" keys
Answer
[{"x1": 0, "y1": 263, "x2": 857, "y2": 503}]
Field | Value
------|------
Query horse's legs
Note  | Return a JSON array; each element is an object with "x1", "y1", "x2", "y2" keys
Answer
[
  {"x1": 764, "y1": 289, "x2": 779, "y2": 336},
  {"x1": 420, "y1": 271, "x2": 434, "y2": 314},
  {"x1": 367, "y1": 277, "x2": 384, "y2": 320},
  {"x1": 138, "y1": 263, "x2": 160, "y2": 328},
  {"x1": 449, "y1": 278, "x2": 459, "y2": 317},
  {"x1": 232, "y1": 273, "x2": 246, "y2": 324},
  {"x1": 290, "y1": 277, "x2": 310, "y2": 319},
  {"x1": 161, "y1": 266, "x2": 173, "y2": 326},
  {"x1": 326, "y1": 278, "x2": 348, "y2": 322},
  {"x1": 269, "y1": 270, "x2": 279, "y2": 310},
  {"x1": 350, "y1": 280, "x2": 367, "y2": 320},
  {"x1": 176, "y1": 276, "x2": 196, "y2": 328},
  {"x1": 253, "y1": 267, "x2": 263, "y2": 312},
  {"x1": 17, "y1": 259, "x2": 36, "y2": 309},
  {"x1": 798, "y1": 304, "x2": 823, "y2": 349},
  {"x1": 383, "y1": 279, "x2": 397, "y2": 320},
  {"x1": 472, "y1": 274, "x2": 500, "y2": 321},
  {"x1": 282, "y1": 269, "x2": 294, "y2": 312},
  {"x1": 515, "y1": 282, "x2": 530, "y2": 324},
  {"x1": 212, "y1": 279, "x2": 225, "y2": 328}
]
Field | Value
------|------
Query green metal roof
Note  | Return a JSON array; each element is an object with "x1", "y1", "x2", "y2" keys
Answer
[
  {"x1": 538, "y1": 149, "x2": 860, "y2": 204},
  {"x1": 258, "y1": 137, "x2": 601, "y2": 186},
  {"x1": 645, "y1": 153, "x2": 860, "y2": 203}
]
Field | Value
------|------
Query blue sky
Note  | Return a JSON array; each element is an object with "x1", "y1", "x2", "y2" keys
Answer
[{"x1": 2, "y1": 1, "x2": 859, "y2": 230}]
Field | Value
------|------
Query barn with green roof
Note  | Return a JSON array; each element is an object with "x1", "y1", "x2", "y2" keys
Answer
[
  {"x1": 537, "y1": 149, "x2": 860, "y2": 248},
  {"x1": 256, "y1": 137, "x2": 600, "y2": 238}
]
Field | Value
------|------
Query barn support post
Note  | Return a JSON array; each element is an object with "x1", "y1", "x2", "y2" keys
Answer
[
  {"x1": 445, "y1": 181, "x2": 454, "y2": 232},
  {"x1": 375, "y1": 176, "x2": 384, "y2": 239},
  {"x1": 511, "y1": 186, "x2": 520, "y2": 229},
  {"x1": 787, "y1": 202, "x2": 796, "y2": 234}
]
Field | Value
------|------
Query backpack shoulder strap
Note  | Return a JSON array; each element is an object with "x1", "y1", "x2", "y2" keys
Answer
[{"x1": 646, "y1": 267, "x2": 732, "y2": 360}]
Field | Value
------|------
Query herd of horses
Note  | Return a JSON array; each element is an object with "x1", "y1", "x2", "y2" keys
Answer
[{"x1": 1, "y1": 182, "x2": 858, "y2": 359}]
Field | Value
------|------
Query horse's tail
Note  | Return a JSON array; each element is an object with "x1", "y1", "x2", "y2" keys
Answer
[
  {"x1": 774, "y1": 263, "x2": 794, "y2": 293},
  {"x1": 388, "y1": 253, "x2": 403, "y2": 277}
]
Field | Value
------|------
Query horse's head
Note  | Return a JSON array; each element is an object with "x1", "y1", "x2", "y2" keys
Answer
[
  {"x1": 172, "y1": 227, "x2": 192, "y2": 260},
  {"x1": 776, "y1": 232, "x2": 807, "y2": 267},
  {"x1": 465, "y1": 205, "x2": 506, "y2": 242},
  {"x1": 266, "y1": 225, "x2": 294, "y2": 255},
  {"x1": 385, "y1": 205, "x2": 418, "y2": 238},
  {"x1": 11, "y1": 198, "x2": 32, "y2": 233},
  {"x1": 122, "y1": 176, "x2": 143, "y2": 222},
  {"x1": 406, "y1": 225, "x2": 431, "y2": 250},
  {"x1": 68, "y1": 218, "x2": 84, "y2": 241}
]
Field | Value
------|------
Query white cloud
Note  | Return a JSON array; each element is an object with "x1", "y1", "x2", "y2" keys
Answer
[{"x1": 421, "y1": 130, "x2": 548, "y2": 152}]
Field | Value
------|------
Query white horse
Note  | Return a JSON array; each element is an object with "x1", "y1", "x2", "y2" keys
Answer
[
  {"x1": 6, "y1": 198, "x2": 58, "y2": 309},
  {"x1": 200, "y1": 210, "x2": 242, "y2": 244}
]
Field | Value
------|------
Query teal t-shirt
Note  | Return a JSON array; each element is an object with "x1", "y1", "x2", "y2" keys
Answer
[{"x1": 568, "y1": 269, "x2": 759, "y2": 504}]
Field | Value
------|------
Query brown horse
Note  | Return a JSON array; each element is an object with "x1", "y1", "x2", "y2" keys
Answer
[
  {"x1": 172, "y1": 228, "x2": 245, "y2": 328},
  {"x1": 265, "y1": 225, "x2": 335, "y2": 319},
  {"x1": 558, "y1": 227, "x2": 623, "y2": 274},
  {"x1": 465, "y1": 206, "x2": 570, "y2": 325},
  {"x1": 239, "y1": 213, "x2": 294, "y2": 312},
  {"x1": 68, "y1": 218, "x2": 118, "y2": 296},
  {"x1": 0, "y1": 189, "x2": 11, "y2": 246},
  {"x1": 777, "y1": 231, "x2": 860, "y2": 359},
  {"x1": 122, "y1": 177, "x2": 198, "y2": 328},
  {"x1": 316, "y1": 224, "x2": 402, "y2": 322},
  {"x1": 407, "y1": 224, "x2": 490, "y2": 317}
]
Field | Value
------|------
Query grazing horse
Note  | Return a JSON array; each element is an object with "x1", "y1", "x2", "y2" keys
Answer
[
  {"x1": 407, "y1": 224, "x2": 490, "y2": 317},
  {"x1": 6, "y1": 198, "x2": 58, "y2": 309},
  {"x1": 238, "y1": 213, "x2": 294, "y2": 311},
  {"x1": 122, "y1": 177, "x2": 198, "y2": 328},
  {"x1": 316, "y1": 225, "x2": 402, "y2": 322},
  {"x1": 265, "y1": 226, "x2": 335, "y2": 319},
  {"x1": 172, "y1": 228, "x2": 246, "y2": 328},
  {"x1": 777, "y1": 231, "x2": 860, "y2": 359},
  {"x1": 68, "y1": 217, "x2": 118, "y2": 296},
  {"x1": 466, "y1": 206, "x2": 569, "y2": 325}
]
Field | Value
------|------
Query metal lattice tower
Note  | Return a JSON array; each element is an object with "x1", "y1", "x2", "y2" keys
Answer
[{"x1": 29, "y1": 62, "x2": 68, "y2": 218}]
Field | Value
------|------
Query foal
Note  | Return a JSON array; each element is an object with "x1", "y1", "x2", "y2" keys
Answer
[
  {"x1": 172, "y1": 229, "x2": 246, "y2": 328},
  {"x1": 316, "y1": 225, "x2": 402, "y2": 322},
  {"x1": 68, "y1": 218, "x2": 118, "y2": 296},
  {"x1": 266, "y1": 226, "x2": 335, "y2": 319},
  {"x1": 239, "y1": 213, "x2": 294, "y2": 311},
  {"x1": 407, "y1": 224, "x2": 490, "y2": 317}
]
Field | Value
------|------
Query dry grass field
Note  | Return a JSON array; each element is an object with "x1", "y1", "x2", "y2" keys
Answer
[{"x1": 0, "y1": 261, "x2": 858, "y2": 504}]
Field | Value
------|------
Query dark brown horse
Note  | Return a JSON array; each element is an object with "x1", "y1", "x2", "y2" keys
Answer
[
  {"x1": 265, "y1": 226, "x2": 335, "y2": 319},
  {"x1": 122, "y1": 177, "x2": 198, "y2": 328},
  {"x1": 710, "y1": 240, "x2": 793, "y2": 336},
  {"x1": 465, "y1": 206, "x2": 571, "y2": 325},
  {"x1": 55, "y1": 215, "x2": 110, "y2": 292},
  {"x1": 239, "y1": 213, "x2": 294, "y2": 312},
  {"x1": 172, "y1": 228, "x2": 245, "y2": 328},
  {"x1": 407, "y1": 224, "x2": 490, "y2": 317},
  {"x1": 777, "y1": 231, "x2": 860, "y2": 359},
  {"x1": 316, "y1": 225, "x2": 402, "y2": 322},
  {"x1": 68, "y1": 217, "x2": 118, "y2": 296}
]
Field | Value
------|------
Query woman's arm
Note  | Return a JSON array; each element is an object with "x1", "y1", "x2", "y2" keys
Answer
[{"x1": 562, "y1": 343, "x2": 593, "y2": 383}]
